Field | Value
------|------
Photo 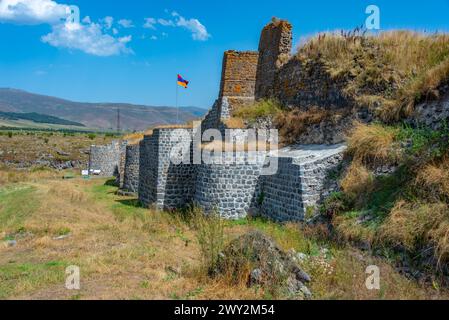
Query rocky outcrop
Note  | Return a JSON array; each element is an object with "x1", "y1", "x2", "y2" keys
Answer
[
  {"x1": 215, "y1": 231, "x2": 312, "y2": 299},
  {"x1": 409, "y1": 87, "x2": 449, "y2": 130}
]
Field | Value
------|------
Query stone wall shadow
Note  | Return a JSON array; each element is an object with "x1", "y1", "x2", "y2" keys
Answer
[
  {"x1": 162, "y1": 162, "x2": 197, "y2": 211},
  {"x1": 115, "y1": 199, "x2": 142, "y2": 208}
]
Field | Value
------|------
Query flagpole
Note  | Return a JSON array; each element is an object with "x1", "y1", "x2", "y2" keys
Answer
[{"x1": 176, "y1": 76, "x2": 179, "y2": 124}]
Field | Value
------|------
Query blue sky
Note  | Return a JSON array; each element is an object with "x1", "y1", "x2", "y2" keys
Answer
[{"x1": 1, "y1": 0, "x2": 449, "y2": 109}]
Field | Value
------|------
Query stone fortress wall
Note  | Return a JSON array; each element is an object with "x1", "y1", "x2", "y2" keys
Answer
[
  {"x1": 122, "y1": 143, "x2": 140, "y2": 194},
  {"x1": 90, "y1": 18, "x2": 449, "y2": 220},
  {"x1": 254, "y1": 19, "x2": 350, "y2": 112},
  {"x1": 258, "y1": 145, "x2": 345, "y2": 221},
  {"x1": 139, "y1": 129, "x2": 197, "y2": 210},
  {"x1": 194, "y1": 152, "x2": 267, "y2": 220},
  {"x1": 89, "y1": 18, "x2": 351, "y2": 221},
  {"x1": 255, "y1": 19, "x2": 293, "y2": 100},
  {"x1": 89, "y1": 140, "x2": 123, "y2": 177},
  {"x1": 219, "y1": 50, "x2": 259, "y2": 110}
]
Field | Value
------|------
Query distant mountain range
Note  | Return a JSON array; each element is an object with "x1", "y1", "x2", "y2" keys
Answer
[
  {"x1": 0, "y1": 88, "x2": 207, "y2": 131},
  {"x1": 0, "y1": 111, "x2": 85, "y2": 127}
]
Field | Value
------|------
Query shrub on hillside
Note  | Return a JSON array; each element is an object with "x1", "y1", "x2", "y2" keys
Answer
[
  {"x1": 346, "y1": 122, "x2": 400, "y2": 166},
  {"x1": 188, "y1": 207, "x2": 225, "y2": 274},
  {"x1": 415, "y1": 156, "x2": 449, "y2": 202},
  {"x1": 340, "y1": 161, "x2": 375, "y2": 206},
  {"x1": 378, "y1": 200, "x2": 449, "y2": 264}
]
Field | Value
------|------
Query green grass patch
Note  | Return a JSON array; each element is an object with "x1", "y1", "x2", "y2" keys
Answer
[
  {"x1": 0, "y1": 185, "x2": 39, "y2": 233},
  {"x1": 363, "y1": 167, "x2": 411, "y2": 222},
  {"x1": 397, "y1": 122, "x2": 449, "y2": 159},
  {"x1": 0, "y1": 261, "x2": 69, "y2": 299},
  {"x1": 226, "y1": 216, "x2": 324, "y2": 256},
  {"x1": 233, "y1": 99, "x2": 282, "y2": 121},
  {"x1": 88, "y1": 181, "x2": 149, "y2": 222}
]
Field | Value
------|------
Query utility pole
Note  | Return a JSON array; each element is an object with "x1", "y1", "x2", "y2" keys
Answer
[{"x1": 117, "y1": 107, "x2": 121, "y2": 134}]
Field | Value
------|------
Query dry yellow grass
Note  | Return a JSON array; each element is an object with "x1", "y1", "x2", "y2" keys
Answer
[
  {"x1": 346, "y1": 122, "x2": 399, "y2": 166},
  {"x1": 0, "y1": 168, "x2": 63, "y2": 187},
  {"x1": 0, "y1": 177, "x2": 268, "y2": 300},
  {"x1": 1, "y1": 175, "x2": 447, "y2": 300},
  {"x1": 415, "y1": 156, "x2": 449, "y2": 201},
  {"x1": 224, "y1": 117, "x2": 246, "y2": 129},
  {"x1": 340, "y1": 161, "x2": 375, "y2": 205},
  {"x1": 154, "y1": 124, "x2": 194, "y2": 130},
  {"x1": 333, "y1": 214, "x2": 376, "y2": 246},
  {"x1": 379, "y1": 201, "x2": 449, "y2": 263},
  {"x1": 297, "y1": 30, "x2": 449, "y2": 122},
  {"x1": 123, "y1": 133, "x2": 144, "y2": 145},
  {"x1": 275, "y1": 107, "x2": 332, "y2": 145},
  {"x1": 0, "y1": 132, "x2": 115, "y2": 170}
]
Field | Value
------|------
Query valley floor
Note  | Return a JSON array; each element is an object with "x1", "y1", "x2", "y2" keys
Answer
[{"x1": 0, "y1": 173, "x2": 448, "y2": 300}]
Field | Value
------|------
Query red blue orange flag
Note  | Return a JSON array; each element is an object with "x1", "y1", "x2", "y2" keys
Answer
[{"x1": 177, "y1": 74, "x2": 189, "y2": 88}]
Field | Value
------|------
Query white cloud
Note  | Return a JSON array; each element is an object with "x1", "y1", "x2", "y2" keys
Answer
[
  {"x1": 118, "y1": 18, "x2": 134, "y2": 28},
  {"x1": 143, "y1": 17, "x2": 156, "y2": 29},
  {"x1": 145, "y1": 12, "x2": 210, "y2": 41},
  {"x1": 150, "y1": 35, "x2": 157, "y2": 40},
  {"x1": 118, "y1": 35, "x2": 132, "y2": 43},
  {"x1": 157, "y1": 18, "x2": 174, "y2": 27},
  {"x1": 112, "y1": 27, "x2": 119, "y2": 35},
  {"x1": 0, "y1": 0, "x2": 133, "y2": 57},
  {"x1": 0, "y1": 0, "x2": 69, "y2": 25},
  {"x1": 175, "y1": 15, "x2": 210, "y2": 41},
  {"x1": 42, "y1": 22, "x2": 132, "y2": 56},
  {"x1": 101, "y1": 16, "x2": 113, "y2": 29}
]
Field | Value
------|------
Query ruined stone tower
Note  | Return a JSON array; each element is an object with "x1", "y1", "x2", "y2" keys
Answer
[
  {"x1": 218, "y1": 50, "x2": 259, "y2": 110},
  {"x1": 255, "y1": 18, "x2": 293, "y2": 100}
]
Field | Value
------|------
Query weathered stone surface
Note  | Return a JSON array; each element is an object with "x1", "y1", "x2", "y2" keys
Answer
[
  {"x1": 273, "y1": 58, "x2": 351, "y2": 110},
  {"x1": 194, "y1": 152, "x2": 267, "y2": 220},
  {"x1": 409, "y1": 88, "x2": 449, "y2": 130},
  {"x1": 219, "y1": 50, "x2": 258, "y2": 110},
  {"x1": 88, "y1": 140, "x2": 125, "y2": 177},
  {"x1": 122, "y1": 143, "x2": 140, "y2": 194},
  {"x1": 138, "y1": 128, "x2": 197, "y2": 210},
  {"x1": 255, "y1": 19, "x2": 293, "y2": 100},
  {"x1": 258, "y1": 144, "x2": 346, "y2": 221}
]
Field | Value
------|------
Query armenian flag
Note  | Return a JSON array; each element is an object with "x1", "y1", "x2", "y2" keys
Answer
[{"x1": 177, "y1": 74, "x2": 189, "y2": 88}]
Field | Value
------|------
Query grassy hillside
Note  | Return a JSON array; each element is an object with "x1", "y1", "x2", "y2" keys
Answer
[
  {"x1": 0, "y1": 119, "x2": 92, "y2": 132},
  {"x1": 0, "y1": 88, "x2": 206, "y2": 131},
  {"x1": 228, "y1": 30, "x2": 449, "y2": 145},
  {"x1": 297, "y1": 30, "x2": 449, "y2": 122},
  {"x1": 0, "y1": 112, "x2": 85, "y2": 127},
  {"x1": 225, "y1": 30, "x2": 449, "y2": 282},
  {"x1": 319, "y1": 122, "x2": 449, "y2": 281},
  {"x1": 0, "y1": 131, "x2": 116, "y2": 170},
  {"x1": 0, "y1": 175, "x2": 446, "y2": 300}
]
